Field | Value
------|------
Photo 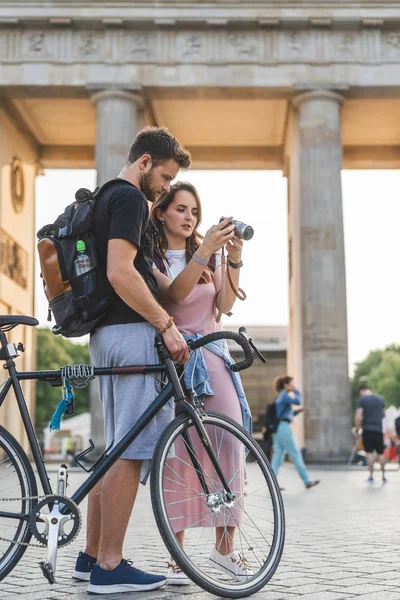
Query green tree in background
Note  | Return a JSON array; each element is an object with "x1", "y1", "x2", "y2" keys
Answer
[
  {"x1": 35, "y1": 328, "x2": 90, "y2": 433},
  {"x1": 351, "y1": 345, "x2": 400, "y2": 409}
]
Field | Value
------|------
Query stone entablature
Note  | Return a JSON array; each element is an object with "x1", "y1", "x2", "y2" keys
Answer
[{"x1": 2, "y1": 26, "x2": 400, "y2": 66}]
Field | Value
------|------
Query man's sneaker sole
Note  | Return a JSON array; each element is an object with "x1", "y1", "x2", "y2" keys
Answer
[
  {"x1": 87, "y1": 580, "x2": 167, "y2": 594},
  {"x1": 72, "y1": 570, "x2": 91, "y2": 582},
  {"x1": 166, "y1": 576, "x2": 191, "y2": 586}
]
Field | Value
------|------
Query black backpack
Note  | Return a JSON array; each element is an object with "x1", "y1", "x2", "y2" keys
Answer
[
  {"x1": 37, "y1": 180, "x2": 129, "y2": 338},
  {"x1": 264, "y1": 401, "x2": 279, "y2": 436},
  {"x1": 395, "y1": 416, "x2": 400, "y2": 438}
]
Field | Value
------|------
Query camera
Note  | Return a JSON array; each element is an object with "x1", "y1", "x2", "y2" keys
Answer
[{"x1": 220, "y1": 217, "x2": 254, "y2": 241}]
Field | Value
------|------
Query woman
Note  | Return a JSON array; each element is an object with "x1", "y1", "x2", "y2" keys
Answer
[
  {"x1": 271, "y1": 376, "x2": 320, "y2": 490},
  {"x1": 150, "y1": 181, "x2": 253, "y2": 585}
]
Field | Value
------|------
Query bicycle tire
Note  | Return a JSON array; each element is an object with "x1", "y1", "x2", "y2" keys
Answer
[
  {"x1": 0, "y1": 426, "x2": 37, "y2": 581},
  {"x1": 151, "y1": 411, "x2": 285, "y2": 598}
]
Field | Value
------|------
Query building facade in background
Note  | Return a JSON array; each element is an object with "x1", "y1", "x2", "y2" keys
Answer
[
  {"x1": 5, "y1": 1, "x2": 400, "y2": 458},
  {"x1": 225, "y1": 326, "x2": 287, "y2": 432}
]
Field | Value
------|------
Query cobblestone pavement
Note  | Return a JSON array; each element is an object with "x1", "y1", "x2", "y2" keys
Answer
[{"x1": 1, "y1": 464, "x2": 399, "y2": 600}]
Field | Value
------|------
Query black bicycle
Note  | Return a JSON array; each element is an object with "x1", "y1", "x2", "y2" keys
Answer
[{"x1": 0, "y1": 315, "x2": 285, "y2": 598}]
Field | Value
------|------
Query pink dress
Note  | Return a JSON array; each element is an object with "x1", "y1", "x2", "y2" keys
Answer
[{"x1": 161, "y1": 269, "x2": 244, "y2": 534}]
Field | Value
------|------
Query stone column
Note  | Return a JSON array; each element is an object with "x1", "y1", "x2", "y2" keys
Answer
[
  {"x1": 91, "y1": 89, "x2": 143, "y2": 185},
  {"x1": 89, "y1": 88, "x2": 142, "y2": 453},
  {"x1": 287, "y1": 90, "x2": 351, "y2": 461}
]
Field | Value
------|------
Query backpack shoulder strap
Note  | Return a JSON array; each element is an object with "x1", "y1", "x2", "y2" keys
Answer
[{"x1": 93, "y1": 178, "x2": 134, "y2": 199}]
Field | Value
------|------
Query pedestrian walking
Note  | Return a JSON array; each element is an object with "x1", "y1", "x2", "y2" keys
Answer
[
  {"x1": 151, "y1": 182, "x2": 253, "y2": 584},
  {"x1": 271, "y1": 376, "x2": 320, "y2": 490},
  {"x1": 72, "y1": 127, "x2": 191, "y2": 594},
  {"x1": 355, "y1": 384, "x2": 386, "y2": 484}
]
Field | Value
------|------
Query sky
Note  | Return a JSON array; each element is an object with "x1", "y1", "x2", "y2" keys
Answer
[{"x1": 35, "y1": 169, "x2": 400, "y2": 370}]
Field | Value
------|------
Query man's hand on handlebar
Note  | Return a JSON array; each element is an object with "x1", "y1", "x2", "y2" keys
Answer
[{"x1": 162, "y1": 325, "x2": 189, "y2": 364}]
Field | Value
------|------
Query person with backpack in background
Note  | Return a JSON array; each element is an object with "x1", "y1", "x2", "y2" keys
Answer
[
  {"x1": 355, "y1": 384, "x2": 387, "y2": 484},
  {"x1": 70, "y1": 127, "x2": 191, "y2": 594},
  {"x1": 271, "y1": 376, "x2": 320, "y2": 490}
]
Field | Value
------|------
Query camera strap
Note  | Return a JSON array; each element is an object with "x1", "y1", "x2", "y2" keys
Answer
[{"x1": 214, "y1": 252, "x2": 247, "y2": 323}]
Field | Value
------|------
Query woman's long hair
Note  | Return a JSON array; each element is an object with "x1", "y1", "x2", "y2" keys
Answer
[
  {"x1": 150, "y1": 181, "x2": 213, "y2": 284},
  {"x1": 273, "y1": 375, "x2": 293, "y2": 395}
]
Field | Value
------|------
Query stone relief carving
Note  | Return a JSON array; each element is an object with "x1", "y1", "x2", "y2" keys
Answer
[
  {"x1": 181, "y1": 34, "x2": 204, "y2": 59},
  {"x1": 228, "y1": 34, "x2": 256, "y2": 59},
  {"x1": 288, "y1": 32, "x2": 301, "y2": 54},
  {"x1": 79, "y1": 32, "x2": 98, "y2": 57},
  {"x1": 0, "y1": 229, "x2": 28, "y2": 290},
  {"x1": 386, "y1": 32, "x2": 400, "y2": 50},
  {"x1": 384, "y1": 31, "x2": 400, "y2": 58},
  {"x1": 5, "y1": 26, "x2": 400, "y2": 65},
  {"x1": 10, "y1": 157, "x2": 24, "y2": 214},
  {"x1": 129, "y1": 33, "x2": 150, "y2": 58},
  {"x1": 28, "y1": 32, "x2": 45, "y2": 53}
]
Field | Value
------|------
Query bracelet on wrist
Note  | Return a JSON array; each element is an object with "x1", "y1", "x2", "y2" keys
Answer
[
  {"x1": 158, "y1": 316, "x2": 174, "y2": 334},
  {"x1": 193, "y1": 251, "x2": 209, "y2": 267},
  {"x1": 228, "y1": 258, "x2": 243, "y2": 269}
]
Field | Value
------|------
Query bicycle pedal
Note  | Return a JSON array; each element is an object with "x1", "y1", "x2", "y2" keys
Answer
[{"x1": 39, "y1": 561, "x2": 56, "y2": 584}]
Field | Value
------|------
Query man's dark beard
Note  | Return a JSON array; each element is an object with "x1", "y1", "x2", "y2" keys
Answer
[{"x1": 140, "y1": 170, "x2": 157, "y2": 201}]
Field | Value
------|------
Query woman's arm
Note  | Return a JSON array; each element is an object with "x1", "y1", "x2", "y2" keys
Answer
[
  {"x1": 152, "y1": 269, "x2": 173, "y2": 303},
  {"x1": 280, "y1": 390, "x2": 301, "y2": 406},
  {"x1": 156, "y1": 218, "x2": 235, "y2": 304}
]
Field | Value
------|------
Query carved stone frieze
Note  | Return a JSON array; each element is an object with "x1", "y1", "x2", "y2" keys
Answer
[
  {"x1": 2, "y1": 26, "x2": 400, "y2": 65},
  {"x1": 227, "y1": 32, "x2": 260, "y2": 62},
  {"x1": 383, "y1": 30, "x2": 400, "y2": 58},
  {"x1": 176, "y1": 32, "x2": 208, "y2": 63},
  {"x1": 125, "y1": 32, "x2": 152, "y2": 61}
]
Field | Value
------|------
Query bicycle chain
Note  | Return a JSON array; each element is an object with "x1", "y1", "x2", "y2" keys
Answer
[{"x1": 0, "y1": 493, "x2": 66, "y2": 549}]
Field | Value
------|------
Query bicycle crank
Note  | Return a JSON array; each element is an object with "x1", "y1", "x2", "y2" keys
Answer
[{"x1": 30, "y1": 494, "x2": 81, "y2": 583}]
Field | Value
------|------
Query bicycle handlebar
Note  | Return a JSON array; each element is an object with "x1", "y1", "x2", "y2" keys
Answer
[{"x1": 187, "y1": 330, "x2": 254, "y2": 372}]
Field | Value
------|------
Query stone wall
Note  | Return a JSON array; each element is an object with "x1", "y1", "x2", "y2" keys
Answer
[{"x1": 0, "y1": 104, "x2": 37, "y2": 451}]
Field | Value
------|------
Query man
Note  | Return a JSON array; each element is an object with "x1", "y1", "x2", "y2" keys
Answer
[
  {"x1": 355, "y1": 384, "x2": 386, "y2": 484},
  {"x1": 72, "y1": 127, "x2": 191, "y2": 594}
]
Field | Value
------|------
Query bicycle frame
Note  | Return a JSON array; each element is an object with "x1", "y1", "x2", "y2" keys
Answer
[{"x1": 0, "y1": 330, "x2": 233, "y2": 513}]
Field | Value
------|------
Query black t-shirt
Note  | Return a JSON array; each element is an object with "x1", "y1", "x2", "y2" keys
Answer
[{"x1": 92, "y1": 178, "x2": 159, "y2": 327}]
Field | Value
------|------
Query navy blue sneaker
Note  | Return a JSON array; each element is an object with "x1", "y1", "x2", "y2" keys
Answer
[
  {"x1": 87, "y1": 559, "x2": 166, "y2": 594},
  {"x1": 73, "y1": 551, "x2": 97, "y2": 581}
]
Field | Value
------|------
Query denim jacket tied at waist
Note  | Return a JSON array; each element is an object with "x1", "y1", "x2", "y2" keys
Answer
[{"x1": 182, "y1": 333, "x2": 252, "y2": 435}]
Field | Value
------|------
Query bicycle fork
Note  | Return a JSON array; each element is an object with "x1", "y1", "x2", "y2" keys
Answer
[{"x1": 181, "y1": 402, "x2": 236, "y2": 511}]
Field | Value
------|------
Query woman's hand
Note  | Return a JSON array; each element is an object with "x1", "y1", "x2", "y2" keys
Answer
[
  {"x1": 198, "y1": 217, "x2": 235, "y2": 259},
  {"x1": 225, "y1": 235, "x2": 243, "y2": 264}
]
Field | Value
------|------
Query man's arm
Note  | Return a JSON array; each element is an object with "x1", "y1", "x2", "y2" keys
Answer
[
  {"x1": 107, "y1": 238, "x2": 189, "y2": 363},
  {"x1": 355, "y1": 407, "x2": 363, "y2": 428}
]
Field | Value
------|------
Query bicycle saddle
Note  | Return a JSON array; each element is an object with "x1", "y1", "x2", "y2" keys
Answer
[{"x1": 0, "y1": 315, "x2": 39, "y2": 329}]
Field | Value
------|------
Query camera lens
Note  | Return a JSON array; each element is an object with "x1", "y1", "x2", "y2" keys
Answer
[{"x1": 242, "y1": 226, "x2": 254, "y2": 241}]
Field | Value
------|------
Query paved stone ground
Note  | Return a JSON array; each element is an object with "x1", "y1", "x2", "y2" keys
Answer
[{"x1": 1, "y1": 463, "x2": 399, "y2": 600}]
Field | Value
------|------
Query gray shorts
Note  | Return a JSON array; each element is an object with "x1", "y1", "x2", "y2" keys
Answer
[{"x1": 89, "y1": 322, "x2": 174, "y2": 460}]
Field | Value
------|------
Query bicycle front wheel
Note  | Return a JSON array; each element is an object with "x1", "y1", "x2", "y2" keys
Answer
[
  {"x1": 0, "y1": 426, "x2": 37, "y2": 581},
  {"x1": 151, "y1": 411, "x2": 285, "y2": 598}
]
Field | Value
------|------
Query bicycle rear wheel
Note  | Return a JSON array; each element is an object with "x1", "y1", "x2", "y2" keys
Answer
[
  {"x1": 151, "y1": 411, "x2": 285, "y2": 598},
  {"x1": 0, "y1": 426, "x2": 37, "y2": 581}
]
